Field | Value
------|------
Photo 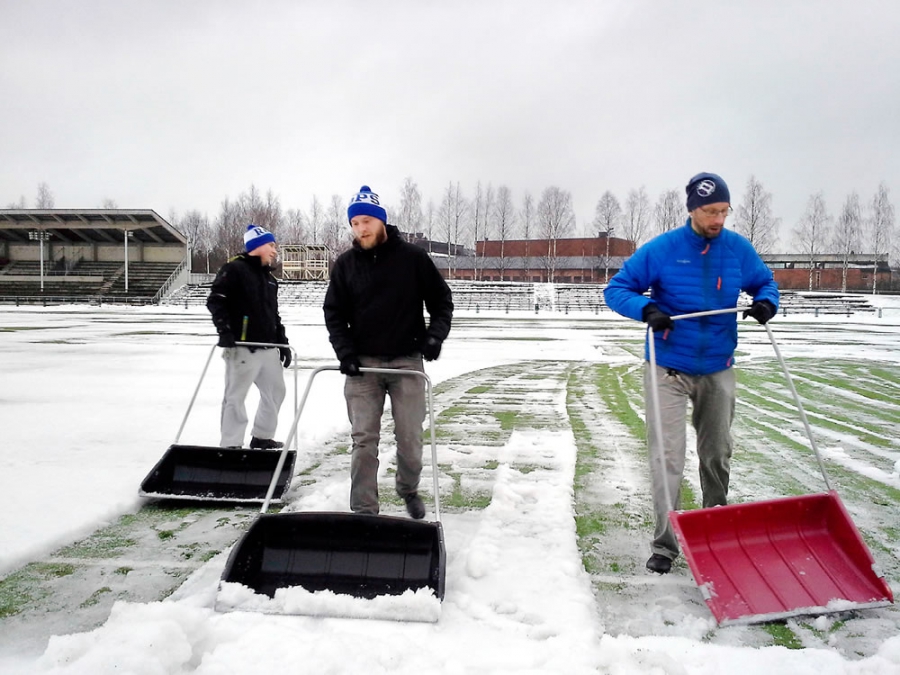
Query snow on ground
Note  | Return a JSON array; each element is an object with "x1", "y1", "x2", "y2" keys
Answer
[{"x1": 1, "y1": 300, "x2": 900, "y2": 674}]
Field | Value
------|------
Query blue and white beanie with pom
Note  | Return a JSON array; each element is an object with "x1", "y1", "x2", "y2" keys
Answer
[
  {"x1": 243, "y1": 224, "x2": 276, "y2": 253},
  {"x1": 347, "y1": 185, "x2": 387, "y2": 224}
]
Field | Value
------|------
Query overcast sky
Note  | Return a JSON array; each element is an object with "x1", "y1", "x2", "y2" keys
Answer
[{"x1": 1, "y1": 0, "x2": 898, "y2": 246}]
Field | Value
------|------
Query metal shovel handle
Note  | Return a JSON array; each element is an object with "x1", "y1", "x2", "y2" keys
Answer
[
  {"x1": 261, "y1": 365, "x2": 441, "y2": 521},
  {"x1": 646, "y1": 306, "x2": 832, "y2": 514}
]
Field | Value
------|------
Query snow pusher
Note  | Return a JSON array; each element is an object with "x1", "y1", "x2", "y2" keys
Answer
[
  {"x1": 647, "y1": 308, "x2": 894, "y2": 626},
  {"x1": 139, "y1": 342, "x2": 299, "y2": 503},
  {"x1": 217, "y1": 365, "x2": 445, "y2": 617}
]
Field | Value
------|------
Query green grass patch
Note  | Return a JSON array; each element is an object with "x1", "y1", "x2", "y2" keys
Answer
[
  {"x1": 0, "y1": 562, "x2": 77, "y2": 618},
  {"x1": 762, "y1": 623, "x2": 803, "y2": 649},
  {"x1": 79, "y1": 587, "x2": 112, "y2": 608}
]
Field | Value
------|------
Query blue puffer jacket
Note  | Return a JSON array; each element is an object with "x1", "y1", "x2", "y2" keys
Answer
[{"x1": 604, "y1": 220, "x2": 779, "y2": 375}]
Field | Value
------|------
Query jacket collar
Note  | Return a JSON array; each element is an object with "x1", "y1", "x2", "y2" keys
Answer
[{"x1": 683, "y1": 218, "x2": 717, "y2": 251}]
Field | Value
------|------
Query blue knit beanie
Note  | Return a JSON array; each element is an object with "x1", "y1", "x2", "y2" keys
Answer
[
  {"x1": 685, "y1": 173, "x2": 730, "y2": 211},
  {"x1": 244, "y1": 224, "x2": 275, "y2": 252},
  {"x1": 347, "y1": 185, "x2": 387, "y2": 224}
]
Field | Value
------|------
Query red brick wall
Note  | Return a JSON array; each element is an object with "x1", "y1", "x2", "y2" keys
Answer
[
  {"x1": 772, "y1": 268, "x2": 889, "y2": 291},
  {"x1": 477, "y1": 237, "x2": 633, "y2": 258}
]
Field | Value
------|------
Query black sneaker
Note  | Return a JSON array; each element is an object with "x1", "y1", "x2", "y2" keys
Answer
[
  {"x1": 646, "y1": 553, "x2": 672, "y2": 574},
  {"x1": 250, "y1": 437, "x2": 284, "y2": 449},
  {"x1": 403, "y1": 492, "x2": 426, "y2": 520}
]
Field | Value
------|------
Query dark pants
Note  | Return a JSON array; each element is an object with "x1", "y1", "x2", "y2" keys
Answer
[{"x1": 344, "y1": 354, "x2": 426, "y2": 514}]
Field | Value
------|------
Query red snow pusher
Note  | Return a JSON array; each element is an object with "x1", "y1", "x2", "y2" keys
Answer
[
  {"x1": 139, "y1": 342, "x2": 298, "y2": 503},
  {"x1": 648, "y1": 308, "x2": 893, "y2": 626},
  {"x1": 218, "y1": 365, "x2": 445, "y2": 609}
]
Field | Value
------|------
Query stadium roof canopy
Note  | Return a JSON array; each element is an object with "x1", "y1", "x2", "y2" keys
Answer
[{"x1": 0, "y1": 209, "x2": 186, "y2": 246}]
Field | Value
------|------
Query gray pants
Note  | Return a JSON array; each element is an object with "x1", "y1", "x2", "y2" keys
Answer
[
  {"x1": 344, "y1": 354, "x2": 426, "y2": 514},
  {"x1": 220, "y1": 347, "x2": 286, "y2": 447},
  {"x1": 644, "y1": 363, "x2": 735, "y2": 560}
]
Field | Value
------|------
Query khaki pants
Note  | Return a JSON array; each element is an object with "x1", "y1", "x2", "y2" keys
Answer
[
  {"x1": 344, "y1": 354, "x2": 426, "y2": 514},
  {"x1": 219, "y1": 347, "x2": 286, "y2": 447},
  {"x1": 644, "y1": 363, "x2": 735, "y2": 560}
]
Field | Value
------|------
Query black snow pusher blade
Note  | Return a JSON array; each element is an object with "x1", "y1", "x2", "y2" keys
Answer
[
  {"x1": 139, "y1": 342, "x2": 300, "y2": 503},
  {"x1": 221, "y1": 512, "x2": 445, "y2": 599},
  {"x1": 139, "y1": 445, "x2": 296, "y2": 503},
  {"x1": 217, "y1": 365, "x2": 446, "y2": 614}
]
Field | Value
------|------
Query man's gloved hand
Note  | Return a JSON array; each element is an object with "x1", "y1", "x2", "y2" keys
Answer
[
  {"x1": 642, "y1": 304, "x2": 675, "y2": 332},
  {"x1": 743, "y1": 299, "x2": 776, "y2": 325},
  {"x1": 421, "y1": 336, "x2": 443, "y2": 362},
  {"x1": 279, "y1": 346, "x2": 292, "y2": 369},
  {"x1": 217, "y1": 332, "x2": 236, "y2": 348},
  {"x1": 339, "y1": 355, "x2": 362, "y2": 377}
]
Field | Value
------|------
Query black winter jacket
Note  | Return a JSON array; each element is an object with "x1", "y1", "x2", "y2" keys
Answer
[
  {"x1": 207, "y1": 253, "x2": 287, "y2": 346},
  {"x1": 323, "y1": 225, "x2": 453, "y2": 360}
]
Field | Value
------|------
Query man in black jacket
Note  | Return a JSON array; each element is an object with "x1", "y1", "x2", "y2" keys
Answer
[
  {"x1": 207, "y1": 224, "x2": 291, "y2": 449},
  {"x1": 324, "y1": 185, "x2": 453, "y2": 519}
]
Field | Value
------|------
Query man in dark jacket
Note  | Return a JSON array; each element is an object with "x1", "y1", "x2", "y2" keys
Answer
[
  {"x1": 207, "y1": 224, "x2": 291, "y2": 449},
  {"x1": 324, "y1": 185, "x2": 453, "y2": 519},
  {"x1": 604, "y1": 172, "x2": 779, "y2": 575}
]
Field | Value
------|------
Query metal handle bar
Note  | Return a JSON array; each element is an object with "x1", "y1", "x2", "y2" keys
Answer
[
  {"x1": 260, "y1": 365, "x2": 441, "y2": 521},
  {"x1": 646, "y1": 305, "x2": 831, "y2": 514},
  {"x1": 173, "y1": 341, "x2": 300, "y2": 451}
]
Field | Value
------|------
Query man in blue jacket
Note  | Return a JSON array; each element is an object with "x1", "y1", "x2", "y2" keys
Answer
[{"x1": 604, "y1": 172, "x2": 779, "y2": 574}]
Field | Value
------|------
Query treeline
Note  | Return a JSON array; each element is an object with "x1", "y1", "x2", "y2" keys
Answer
[{"x1": 8, "y1": 177, "x2": 897, "y2": 276}]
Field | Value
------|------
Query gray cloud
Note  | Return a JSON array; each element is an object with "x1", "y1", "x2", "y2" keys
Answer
[{"x1": 2, "y1": 0, "x2": 898, "y2": 245}]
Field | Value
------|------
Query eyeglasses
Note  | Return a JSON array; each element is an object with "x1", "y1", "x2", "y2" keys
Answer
[{"x1": 698, "y1": 206, "x2": 733, "y2": 218}]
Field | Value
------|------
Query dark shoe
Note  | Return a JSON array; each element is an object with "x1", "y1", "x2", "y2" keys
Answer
[
  {"x1": 403, "y1": 492, "x2": 426, "y2": 520},
  {"x1": 646, "y1": 553, "x2": 672, "y2": 574},
  {"x1": 250, "y1": 437, "x2": 283, "y2": 449}
]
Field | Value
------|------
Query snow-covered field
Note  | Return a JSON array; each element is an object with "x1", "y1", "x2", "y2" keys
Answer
[{"x1": 1, "y1": 298, "x2": 899, "y2": 675}]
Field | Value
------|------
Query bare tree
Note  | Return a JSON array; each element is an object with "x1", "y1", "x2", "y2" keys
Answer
[
  {"x1": 395, "y1": 176, "x2": 423, "y2": 235},
  {"x1": 493, "y1": 185, "x2": 516, "y2": 279},
  {"x1": 438, "y1": 182, "x2": 466, "y2": 278},
  {"x1": 324, "y1": 194, "x2": 351, "y2": 258},
  {"x1": 101, "y1": 198, "x2": 118, "y2": 209},
  {"x1": 654, "y1": 189, "x2": 682, "y2": 234},
  {"x1": 35, "y1": 182, "x2": 55, "y2": 208},
  {"x1": 178, "y1": 210, "x2": 211, "y2": 272},
  {"x1": 733, "y1": 176, "x2": 779, "y2": 254},
  {"x1": 521, "y1": 191, "x2": 535, "y2": 281},
  {"x1": 867, "y1": 183, "x2": 895, "y2": 294},
  {"x1": 423, "y1": 200, "x2": 436, "y2": 253},
  {"x1": 6, "y1": 195, "x2": 26, "y2": 208},
  {"x1": 215, "y1": 197, "x2": 244, "y2": 260},
  {"x1": 237, "y1": 185, "x2": 282, "y2": 237},
  {"x1": 792, "y1": 192, "x2": 832, "y2": 291},
  {"x1": 832, "y1": 192, "x2": 863, "y2": 293},
  {"x1": 470, "y1": 182, "x2": 495, "y2": 280},
  {"x1": 306, "y1": 195, "x2": 325, "y2": 246},
  {"x1": 536, "y1": 186, "x2": 575, "y2": 281},
  {"x1": 592, "y1": 191, "x2": 622, "y2": 283},
  {"x1": 621, "y1": 187, "x2": 650, "y2": 253},
  {"x1": 283, "y1": 208, "x2": 305, "y2": 245}
]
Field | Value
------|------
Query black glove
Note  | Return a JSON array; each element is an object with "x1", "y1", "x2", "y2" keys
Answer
[
  {"x1": 421, "y1": 336, "x2": 443, "y2": 362},
  {"x1": 279, "y1": 346, "x2": 292, "y2": 369},
  {"x1": 642, "y1": 304, "x2": 674, "y2": 332},
  {"x1": 743, "y1": 299, "x2": 776, "y2": 325},
  {"x1": 217, "y1": 332, "x2": 236, "y2": 348},
  {"x1": 339, "y1": 355, "x2": 362, "y2": 377}
]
